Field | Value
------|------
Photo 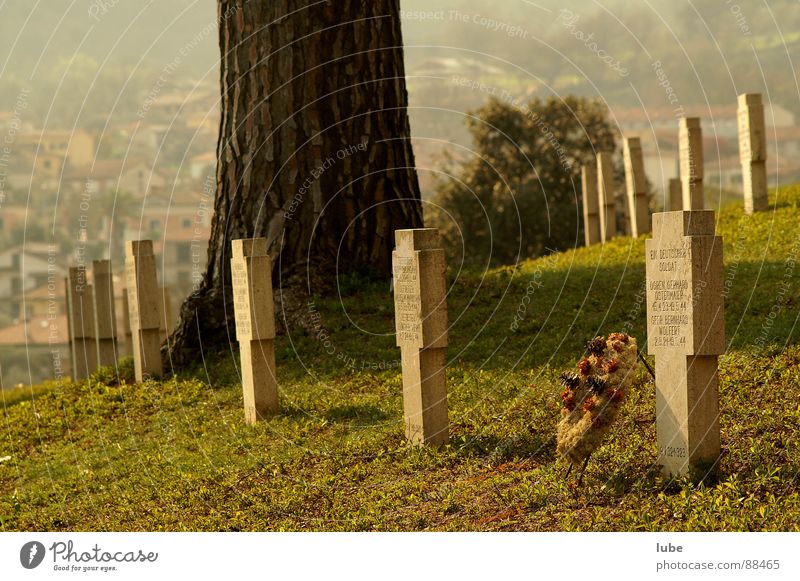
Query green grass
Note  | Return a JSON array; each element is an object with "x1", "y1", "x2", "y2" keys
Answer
[{"x1": 2, "y1": 186, "x2": 800, "y2": 531}]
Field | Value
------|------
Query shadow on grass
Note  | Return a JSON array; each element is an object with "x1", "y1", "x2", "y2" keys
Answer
[{"x1": 452, "y1": 430, "x2": 556, "y2": 465}]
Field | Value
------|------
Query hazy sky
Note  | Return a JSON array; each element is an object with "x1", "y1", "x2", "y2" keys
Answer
[{"x1": 1, "y1": 1, "x2": 797, "y2": 140}]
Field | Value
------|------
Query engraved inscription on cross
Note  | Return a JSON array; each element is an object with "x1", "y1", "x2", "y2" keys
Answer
[{"x1": 393, "y1": 254, "x2": 423, "y2": 348}]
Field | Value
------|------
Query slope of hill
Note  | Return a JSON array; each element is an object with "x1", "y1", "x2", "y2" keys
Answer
[{"x1": 1, "y1": 186, "x2": 799, "y2": 531}]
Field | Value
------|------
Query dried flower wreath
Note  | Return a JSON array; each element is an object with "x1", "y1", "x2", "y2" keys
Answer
[{"x1": 557, "y1": 333, "x2": 651, "y2": 484}]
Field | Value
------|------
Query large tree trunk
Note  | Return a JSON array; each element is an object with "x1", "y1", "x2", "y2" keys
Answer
[{"x1": 167, "y1": 0, "x2": 423, "y2": 366}]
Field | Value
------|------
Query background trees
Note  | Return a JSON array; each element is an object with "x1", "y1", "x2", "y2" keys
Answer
[{"x1": 430, "y1": 96, "x2": 617, "y2": 267}]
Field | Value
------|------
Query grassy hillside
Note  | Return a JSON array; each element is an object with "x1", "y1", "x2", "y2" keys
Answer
[{"x1": 2, "y1": 187, "x2": 800, "y2": 531}]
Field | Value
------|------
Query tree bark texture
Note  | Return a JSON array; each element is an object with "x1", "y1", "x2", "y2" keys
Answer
[{"x1": 167, "y1": 0, "x2": 423, "y2": 367}]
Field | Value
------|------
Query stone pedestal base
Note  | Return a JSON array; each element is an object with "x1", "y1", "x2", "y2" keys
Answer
[
  {"x1": 656, "y1": 352, "x2": 721, "y2": 477},
  {"x1": 744, "y1": 161, "x2": 768, "y2": 214},
  {"x1": 133, "y1": 328, "x2": 162, "y2": 381},
  {"x1": 240, "y1": 339, "x2": 278, "y2": 424},
  {"x1": 401, "y1": 346, "x2": 448, "y2": 447}
]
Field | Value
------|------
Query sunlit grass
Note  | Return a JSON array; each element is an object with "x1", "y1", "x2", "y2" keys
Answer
[{"x1": 1, "y1": 186, "x2": 799, "y2": 531}]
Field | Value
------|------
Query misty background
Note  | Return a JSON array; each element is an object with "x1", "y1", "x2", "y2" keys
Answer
[{"x1": 2, "y1": 1, "x2": 798, "y2": 170}]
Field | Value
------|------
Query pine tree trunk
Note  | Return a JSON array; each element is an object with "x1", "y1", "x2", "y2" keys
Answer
[{"x1": 167, "y1": 0, "x2": 422, "y2": 366}]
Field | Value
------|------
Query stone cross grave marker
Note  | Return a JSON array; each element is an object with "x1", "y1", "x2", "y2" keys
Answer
[
  {"x1": 120, "y1": 288, "x2": 133, "y2": 357},
  {"x1": 125, "y1": 240, "x2": 163, "y2": 381},
  {"x1": 679, "y1": 117, "x2": 704, "y2": 210},
  {"x1": 738, "y1": 93, "x2": 768, "y2": 214},
  {"x1": 646, "y1": 210, "x2": 724, "y2": 477},
  {"x1": 92, "y1": 259, "x2": 118, "y2": 367},
  {"x1": 231, "y1": 238, "x2": 278, "y2": 423},
  {"x1": 67, "y1": 266, "x2": 97, "y2": 380},
  {"x1": 668, "y1": 178, "x2": 682, "y2": 211},
  {"x1": 623, "y1": 137, "x2": 651, "y2": 237},
  {"x1": 581, "y1": 164, "x2": 600, "y2": 246},
  {"x1": 597, "y1": 152, "x2": 617, "y2": 242},
  {"x1": 393, "y1": 228, "x2": 449, "y2": 447}
]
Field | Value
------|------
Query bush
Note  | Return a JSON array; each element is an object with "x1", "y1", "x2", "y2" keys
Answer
[{"x1": 429, "y1": 95, "x2": 618, "y2": 267}]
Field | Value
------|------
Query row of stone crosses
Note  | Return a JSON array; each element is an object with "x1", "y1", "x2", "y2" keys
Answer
[
  {"x1": 63, "y1": 93, "x2": 764, "y2": 479},
  {"x1": 584, "y1": 93, "x2": 767, "y2": 245}
]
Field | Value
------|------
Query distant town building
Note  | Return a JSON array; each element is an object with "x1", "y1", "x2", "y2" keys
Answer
[
  {"x1": 0, "y1": 244, "x2": 61, "y2": 319},
  {"x1": 65, "y1": 159, "x2": 168, "y2": 198}
]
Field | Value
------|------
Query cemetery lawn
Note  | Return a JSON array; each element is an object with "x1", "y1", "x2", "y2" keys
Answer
[{"x1": 3, "y1": 188, "x2": 800, "y2": 532}]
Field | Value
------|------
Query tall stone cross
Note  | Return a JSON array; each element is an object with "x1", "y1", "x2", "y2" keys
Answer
[
  {"x1": 67, "y1": 266, "x2": 97, "y2": 380},
  {"x1": 581, "y1": 164, "x2": 600, "y2": 246},
  {"x1": 125, "y1": 240, "x2": 163, "y2": 381},
  {"x1": 738, "y1": 93, "x2": 768, "y2": 214},
  {"x1": 646, "y1": 210, "x2": 724, "y2": 477},
  {"x1": 679, "y1": 117, "x2": 704, "y2": 210},
  {"x1": 92, "y1": 259, "x2": 118, "y2": 367},
  {"x1": 231, "y1": 238, "x2": 278, "y2": 423},
  {"x1": 623, "y1": 137, "x2": 651, "y2": 237},
  {"x1": 596, "y1": 152, "x2": 616, "y2": 242},
  {"x1": 393, "y1": 229, "x2": 449, "y2": 447}
]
